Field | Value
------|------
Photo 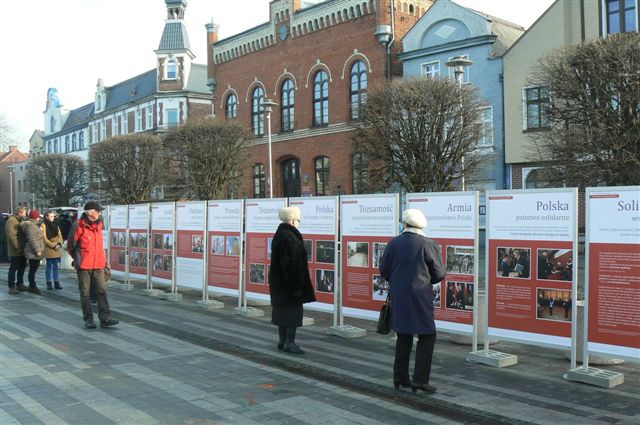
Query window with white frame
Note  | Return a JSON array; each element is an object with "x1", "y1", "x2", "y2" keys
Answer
[
  {"x1": 65, "y1": 135, "x2": 70, "y2": 152},
  {"x1": 79, "y1": 132, "x2": 84, "y2": 150},
  {"x1": 146, "y1": 106, "x2": 153, "y2": 129},
  {"x1": 136, "y1": 109, "x2": 142, "y2": 131},
  {"x1": 476, "y1": 107, "x2": 493, "y2": 146},
  {"x1": 72, "y1": 134, "x2": 77, "y2": 151},
  {"x1": 122, "y1": 113, "x2": 128, "y2": 134},
  {"x1": 448, "y1": 55, "x2": 470, "y2": 83},
  {"x1": 112, "y1": 117, "x2": 118, "y2": 136},
  {"x1": 167, "y1": 109, "x2": 179, "y2": 127},
  {"x1": 421, "y1": 61, "x2": 440, "y2": 79},
  {"x1": 166, "y1": 59, "x2": 178, "y2": 79},
  {"x1": 101, "y1": 121, "x2": 107, "y2": 140},
  {"x1": 603, "y1": 0, "x2": 638, "y2": 34},
  {"x1": 92, "y1": 124, "x2": 97, "y2": 143}
]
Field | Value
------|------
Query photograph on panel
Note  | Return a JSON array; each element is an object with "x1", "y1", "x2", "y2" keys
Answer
[
  {"x1": 537, "y1": 249, "x2": 573, "y2": 281},
  {"x1": 164, "y1": 234, "x2": 173, "y2": 251},
  {"x1": 153, "y1": 254, "x2": 163, "y2": 271},
  {"x1": 153, "y1": 233, "x2": 164, "y2": 250},
  {"x1": 117, "y1": 232, "x2": 126, "y2": 247},
  {"x1": 372, "y1": 242, "x2": 387, "y2": 269},
  {"x1": 118, "y1": 251, "x2": 126, "y2": 265},
  {"x1": 304, "y1": 239, "x2": 313, "y2": 262},
  {"x1": 432, "y1": 282, "x2": 441, "y2": 308},
  {"x1": 372, "y1": 275, "x2": 389, "y2": 301},
  {"x1": 249, "y1": 263, "x2": 266, "y2": 284},
  {"x1": 537, "y1": 288, "x2": 572, "y2": 322},
  {"x1": 191, "y1": 235, "x2": 204, "y2": 253},
  {"x1": 315, "y1": 269, "x2": 335, "y2": 293},
  {"x1": 112, "y1": 232, "x2": 120, "y2": 247},
  {"x1": 226, "y1": 236, "x2": 240, "y2": 256},
  {"x1": 130, "y1": 232, "x2": 139, "y2": 248},
  {"x1": 130, "y1": 251, "x2": 139, "y2": 267},
  {"x1": 139, "y1": 253, "x2": 148, "y2": 268},
  {"x1": 446, "y1": 246, "x2": 475, "y2": 275},
  {"x1": 445, "y1": 282, "x2": 474, "y2": 311},
  {"x1": 211, "y1": 235, "x2": 225, "y2": 255},
  {"x1": 139, "y1": 233, "x2": 148, "y2": 249},
  {"x1": 163, "y1": 255, "x2": 172, "y2": 272},
  {"x1": 347, "y1": 241, "x2": 369, "y2": 268},
  {"x1": 315, "y1": 240, "x2": 335, "y2": 264},
  {"x1": 497, "y1": 247, "x2": 531, "y2": 279}
]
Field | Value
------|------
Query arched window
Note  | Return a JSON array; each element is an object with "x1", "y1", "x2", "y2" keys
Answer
[
  {"x1": 253, "y1": 163, "x2": 266, "y2": 198},
  {"x1": 282, "y1": 158, "x2": 301, "y2": 197},
  {"x1": 352, "y1": 153, "x2": 369, "y2": 194},
  {"x1": 281, "y1": 79, "x2": 295, "y2": 131},
  {"x1": 166, "y1": 59, "x2": 178, "y2": 79},
  {"x1": 252, "y1": 87, "x2": 265, "y2": 136},
  {"x1": 313, "y1": 70, "x2": 329, "y2": 126},
  {"x1": 350, "y1": 61, "x2": 368, "y2": 120},
  {"x1": 226, "y1": 94, "x2": 237, "y2": 119},
  {"x1": 315, "y1": 156, "x2": 330, "y2": 196},
  {"x1": 50, "y1": 116, "x2": 55, "y2": 133}
]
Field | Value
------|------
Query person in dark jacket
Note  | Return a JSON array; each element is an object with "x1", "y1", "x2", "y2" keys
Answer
[
  {"x1": 21, "y1": 210, "x2": 44, "y2": 295},
  {"x1": 6, "y1": 206, "x2": 28, "y2": 294},
  {"x1": 268, "y1": 206, "x2": 316, "y2": 354},
  {"x1": 67, "y1": 201, "x2": 118, "y2": 330},
  {"x1": 380, "y1": 209, "x2": 446, "y2": 394}
]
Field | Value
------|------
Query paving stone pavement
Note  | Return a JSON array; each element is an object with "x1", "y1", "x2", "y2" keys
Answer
[{"x1": 0, "y1": 265, "x2": 638, "y2": 425}]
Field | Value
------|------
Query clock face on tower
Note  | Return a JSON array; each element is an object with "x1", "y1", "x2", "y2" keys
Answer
[{"x1": 279, "y1": 23, "x2": 289, "y2": 41}]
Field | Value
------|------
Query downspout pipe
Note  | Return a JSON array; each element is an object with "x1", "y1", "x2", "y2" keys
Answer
[{"x1": 387, "y1": 0, "x2": 395, "y2": 80}]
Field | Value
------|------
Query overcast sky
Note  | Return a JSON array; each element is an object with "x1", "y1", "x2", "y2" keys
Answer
[{"x1": 0, "y1": 0, "x2": 554, "y2": 150}]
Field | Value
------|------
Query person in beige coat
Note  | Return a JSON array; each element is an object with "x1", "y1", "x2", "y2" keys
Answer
[
  {"x1": 42, "y1": 210, "x2": 64, "y2": 290},
  {"x1": 21, "y1": 210, "x2": 44, "y2": 295}
]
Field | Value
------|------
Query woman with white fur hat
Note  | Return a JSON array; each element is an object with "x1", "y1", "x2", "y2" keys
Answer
[
  {"x1": 268, "y1": 206, "x2": 316, "y2": 354},
  {"x1": 379, "y1": 208, "x2": 446, "y2": 394}
]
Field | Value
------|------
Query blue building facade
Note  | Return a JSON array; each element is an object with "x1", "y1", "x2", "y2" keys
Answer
[{"x1": 400, "y1": 0, "x2": 524, "y2": 191}]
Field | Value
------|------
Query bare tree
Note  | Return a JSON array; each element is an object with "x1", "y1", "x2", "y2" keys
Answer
[
  {"x1": 0, "y1": 113, "x2": 17, "y2": 151},
  {"x1": 90, "y1": 134, "x2": 162, "y2": 204},
  {"x1": 353, "y1": 77, "x2": 490, "y2": 193},
  {"x1": 530, "y1": 32, "x2": 640, "y2": 187},
  {"x1": 28, "y1": 154, "x2": 86, "y2": 206},
  {"x1": 162, "y1": 117, "x2": 248, "y2": 200}
]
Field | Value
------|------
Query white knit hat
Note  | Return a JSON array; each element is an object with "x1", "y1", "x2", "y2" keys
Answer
[
  {"x1": 402, "y1": 208, "x2": 427, "y2": 229},
  {"x1": 279, "y1": 206, "x2": 301, "y2": 222}
]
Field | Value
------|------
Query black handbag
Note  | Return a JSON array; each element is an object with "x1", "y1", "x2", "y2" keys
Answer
[{"x1": 376, "y1": 293, "x2": 391, "y2": 335}]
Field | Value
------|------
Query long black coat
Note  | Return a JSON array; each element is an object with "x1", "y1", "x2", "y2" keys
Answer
[
  {"x1": 268, "y1": 223, "x2": 316, "y2": 308},
  {"x1": 379, "y1": 232, "x2": 446, "y2": 335}
]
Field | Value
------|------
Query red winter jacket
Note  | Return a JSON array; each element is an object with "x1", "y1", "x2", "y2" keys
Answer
[{"x1": 67, "y1": 214, "x2": 107, "y2": 270}]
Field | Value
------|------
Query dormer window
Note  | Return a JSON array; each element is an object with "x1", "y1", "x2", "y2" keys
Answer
[{"x1": 166, "y1": 59, "x2": 178, "y2": 79}]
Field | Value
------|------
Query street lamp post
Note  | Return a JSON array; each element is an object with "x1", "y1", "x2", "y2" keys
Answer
[
  {"x1": 263, "y1": 98, "x2": 279, "y2": 198},
  {"x1": 445, "y1": 55, "x2": 474, "y2": 191},
  {"x1": 9, "y1": 167, "x2": 14, "y2": 213}
]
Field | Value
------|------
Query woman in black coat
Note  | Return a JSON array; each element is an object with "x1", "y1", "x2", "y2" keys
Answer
[
  {"x1": 380, "y1": 209, "x2": 446, "y2": 394},
  {"x1": 268, "y1": 206, "x2": 316, "y2": 354}
]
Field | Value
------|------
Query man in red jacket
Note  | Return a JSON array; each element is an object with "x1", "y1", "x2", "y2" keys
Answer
[{"x1": 67, "y1": 201, "x2": 118, "y2": 329}]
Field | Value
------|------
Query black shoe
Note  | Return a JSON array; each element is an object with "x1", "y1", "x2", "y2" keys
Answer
[
  {"x1": 412, "y1": 383, "x2": 437, "y2": 394},
  {"x1": 85, "y1": 320, "x2": 97, "y2": 329},
  {"x1": 54, "y1": 281, "x2": 63, "y2": 290},
  {"x1": 8, "y1": 286, "x2": 18, "y2": 295},
  {"x1": 46, "y1": 282, "x2": 53, "y2": 290},
  {"x1": 277, "y1": 342, "x2": 285, "y2": 351},
  {"x1": 283, "y1": 343, "x2": 305, "y2": 355},
  {"x1": 16, "y1": 284, "x2": 28, "y2": 292},
  {"x1": 100, "y1": 319, "x2": 119, "y2": 328},
  {"x1": 393, "y1": 379, "x2": 412, "y2": 389},
  {"x1": 28, "y1": 286, "x2": 42, "y2": 295},
  {"x1": 91, "y1": 299, "x2": 97, "y2": 304}
]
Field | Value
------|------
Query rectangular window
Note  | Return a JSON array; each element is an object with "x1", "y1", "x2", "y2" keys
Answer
[
  {"x1": 421, "y1": 61, "x2": 440, "y2": 79},
  {"x1": 524, "y1": 86, "x2": 550, "y2": 130},
  {"x1": 122, "y1": 112, "x2": 128, "y2": 134},
  {"x1": 65, "y1": 135, "x2": 70, "y2": 152},
  {"x1": 101, "y1": 121, "x2": 107, "y2": 141},
  {"x1": 447, "y1": 55, "x2": 470, "y2": 83},
  {"x1": 72, "y1": 134, "x2": 77, "y2": 151},
  {"x1": 167, "y1": 109, "x2": 179, "y2": 127},
  {"x1": 92, "y1": 124, "x2": 97, "y2": 144},
  {"x1": 147, "y1": 106, "x2": 153, "y2": 129},
  {"x1": 136, "y1": 109, "x2": 142, "y2": 131},
  {"x1": 476, "y1": 107, "x2": 494, "y2": 146},
  {"x1": 112, "y1": 117, "x2": 118, "y2": 136},
  {"x1": 79, "y1": 132, "x2": 85, "y2": 150},
  {"x1": 604, "y1": 0, "x2": 638, "y2": 34}
]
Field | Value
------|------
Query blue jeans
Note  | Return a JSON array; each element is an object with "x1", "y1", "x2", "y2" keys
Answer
[{"x1": 46, "y1": 258, "x2": 61, "y2": 282}]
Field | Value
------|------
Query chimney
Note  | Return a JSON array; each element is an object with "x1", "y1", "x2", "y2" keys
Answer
[
  {"x1": 206, "y1": 19, "x2": 219, "y2": 81},
  {"x1": 9, "y1": 145, "x2": 17, "y2": 152}
]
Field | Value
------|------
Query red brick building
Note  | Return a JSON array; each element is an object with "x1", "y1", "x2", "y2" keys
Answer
[
  {"x1": 0, "y1": 146, "x2": 29, "y2": 213},
  {"x1": 208, "y1": 0, "x2": 432, "y2": 198}
]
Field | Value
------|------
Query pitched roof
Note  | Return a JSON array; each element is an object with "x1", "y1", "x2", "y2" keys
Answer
[
  {"x1": 61, "y1": 103, "x2": 94, "y2": 132},
  {"x1": 0, "y1": 148, "x2": 29, "y2": 163},
  {"x1": 158, "y1": 21, "x2": 191, "y2": 52},
  {"x1": 105, "y1": 69, "x2": 157, "y2": 111},
  {"x1": 185, "y1": 64, "x2": 212, "y2": 94},
  {"x1": 469, "y1": 9, "x2": 525, "y2": 57}
]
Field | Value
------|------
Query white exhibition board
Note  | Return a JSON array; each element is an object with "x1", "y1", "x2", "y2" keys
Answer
[
  {"x1": 109, "y1": 205, "x2": 128, "y2": 277},
  {"x1": 340, "y1": 194, "x2": 399, "y2": 320},
  {"x1": 486, "y1": 189, "x2": 577, "y2": 349},
  {"x1": 175, "y1": 201, "x2": 206, "y2": 291},
  {"x1": 245, "y1": 198, "x2": 288, "y2": 302},
  {"x1": 290, "y1": 196, "x2": 339, "y2": 313},
  {"x1": 128, "y1": 204, "x2": 150, "y2": 280},
  {"x1": 406, "y1": 191, "x2": 478, "y2": 335},
  {"x1": 585, "y1": 186, "x2": 640, "y2": 360},
  {"x1": 207, "y1": 200, "x2": 244, "y2": 297},
  {"x1": 150, "y1": 202, "x2": 175, "y2": 286}
]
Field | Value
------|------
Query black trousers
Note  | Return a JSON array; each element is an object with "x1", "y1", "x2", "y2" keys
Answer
[
  {"x1": 8, "y1": 256, "x2": 27, "y2": 287},
  {"x1": 394, "y1": 333, "x2": 436, "y2": 385},
  {"x1": 77, "y1": 269, "x2": 110, "y2": 322},
  {"x1": 27, "y1": 259, "x2": 40, "y2": 288}
]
